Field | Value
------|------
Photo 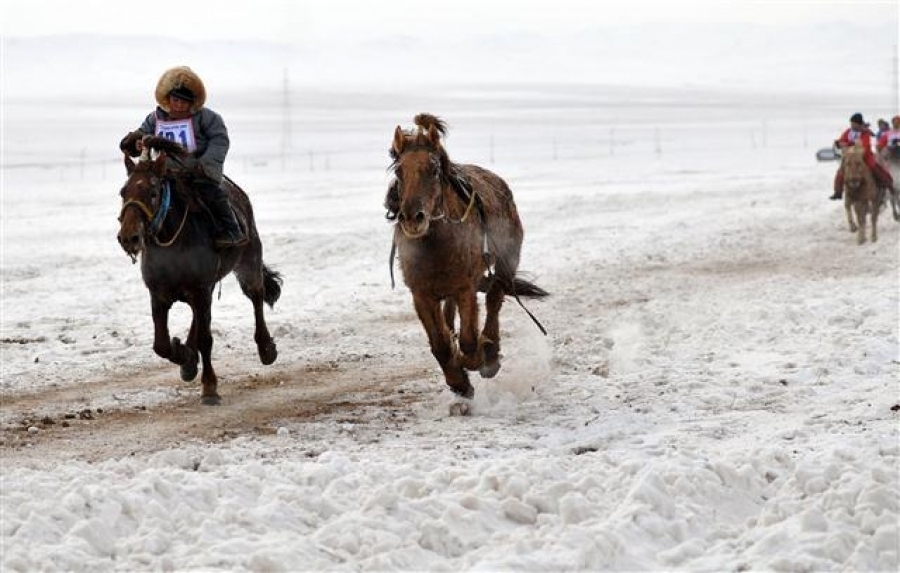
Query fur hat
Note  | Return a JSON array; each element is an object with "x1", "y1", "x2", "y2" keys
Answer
[{"x1": 155, "y1": 66, "x2": 207, "y2": 113}]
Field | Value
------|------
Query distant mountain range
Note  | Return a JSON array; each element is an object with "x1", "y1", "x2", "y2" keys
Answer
[{"x1": 2, "y1": 22, "x2": 896, "y2": 104}]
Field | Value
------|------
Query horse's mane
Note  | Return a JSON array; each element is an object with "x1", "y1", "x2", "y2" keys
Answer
[
  {"x1": 388, "y1": 113, "x2": 454, "y2": 177},
  {"x1": 142, "y1": 136, "x2": 189, "y2": 157},
  {"x1": 414, "y1": 113, "x2": 447, "y2": 137}
]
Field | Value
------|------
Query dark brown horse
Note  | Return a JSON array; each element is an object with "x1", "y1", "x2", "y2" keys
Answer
[
  {"x1": 117, "y1": 137, "x2": 282, "y2": 404},
  {"x1": 387, "y1": 114, "x2": 548, "y2": 411}
]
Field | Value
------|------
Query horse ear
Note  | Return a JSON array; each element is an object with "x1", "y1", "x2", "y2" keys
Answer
[
  {"x1": 152, "y1": 152, "x2": 167, "y2": 175},
  {"x1": 124, "y1": 153, "x2": 135, "y2": 175},
  {"x1": 392, "y1": 126, "x2": 405, "y2": 155}
]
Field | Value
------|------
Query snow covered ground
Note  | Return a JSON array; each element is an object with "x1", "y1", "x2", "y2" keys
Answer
[{"x1": 1, "y1": 83, "x2": 898, "y2": 571}]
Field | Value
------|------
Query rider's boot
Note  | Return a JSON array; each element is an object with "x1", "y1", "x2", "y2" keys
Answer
[
  {"x1": 829, "y1": 180, "x2": 843, "y2": 201},
  {"x1": 207, "y1": 191, "x2": 248, "y2": 248}
]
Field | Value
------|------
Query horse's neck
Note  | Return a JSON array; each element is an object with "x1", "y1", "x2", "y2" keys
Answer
[{"x1": 154, "y1": 191, "x2": 205, "y2": 246}]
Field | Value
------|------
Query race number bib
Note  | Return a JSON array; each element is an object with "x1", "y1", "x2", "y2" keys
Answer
[{"x1": 155, "y1": 118, "x2": 197, "y2": 152}]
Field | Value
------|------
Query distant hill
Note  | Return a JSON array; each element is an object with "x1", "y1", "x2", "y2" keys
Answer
[{"x1": 2, "y1": 22, "x2": 895, "y2": 104}]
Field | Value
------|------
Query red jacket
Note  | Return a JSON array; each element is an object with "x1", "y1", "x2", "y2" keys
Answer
[
  {"x1": 838, "y1": 127, "x2": 876, "y2": 167},
  {"x1": 877, "y1": 129, "x2": 900, "y2": 152}
]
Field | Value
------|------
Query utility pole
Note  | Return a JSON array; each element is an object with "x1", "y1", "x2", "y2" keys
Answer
[
  {"x1": 281, "y1": 68, "x2": 292, "y2": 171},
  {"x1": 892, "y1": 45, "x2": 898, "y2": 112}
]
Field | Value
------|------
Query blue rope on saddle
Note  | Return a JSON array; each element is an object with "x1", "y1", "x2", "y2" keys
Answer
[{"x1": 150, "y1": 180, "x2": 172, "y2": 234}]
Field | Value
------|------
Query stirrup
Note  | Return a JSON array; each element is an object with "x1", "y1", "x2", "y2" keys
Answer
[{"x1": 215, "y1": 234, "x2": 248, "y2": 249}]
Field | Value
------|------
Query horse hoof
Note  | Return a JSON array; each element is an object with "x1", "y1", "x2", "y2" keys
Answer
[
  {"x1": 449, "y1": 400, "x2": 472, "y2": 417},
  {"x1": 180, "y1": 362, "x2": 198, "y2": 382},
  {"x1": 479, "y1": 360, "x2": 501, "y2": 379},
  {"x1": 259, "y1": 342, "x2": 277, "y2": 365},
  {"x1": 201, "y1": 394, "x2": 221, "y2": 406}
]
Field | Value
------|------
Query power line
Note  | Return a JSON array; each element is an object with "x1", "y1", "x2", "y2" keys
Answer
[{"x1": 281, "y1": 68, "x2": 292, "y2": 170}]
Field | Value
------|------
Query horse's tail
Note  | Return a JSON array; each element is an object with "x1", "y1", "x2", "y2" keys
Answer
[
  {"x1": 501, "y1": 272, "x2": 549, "y2": 335},
  {"x1": 508, "y1": 276, "x2": 549, "y2": 300},
  {"x1": 263, "y1": 265, "x2": 283, "y2": 308}
]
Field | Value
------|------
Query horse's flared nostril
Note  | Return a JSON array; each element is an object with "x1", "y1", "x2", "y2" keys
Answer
[
  {"x1": 415, "y1": 211, "x2": 426, "y2": 224},
  {"x1": 118, "y1": 232, "x2": 140, "y2": 252}
]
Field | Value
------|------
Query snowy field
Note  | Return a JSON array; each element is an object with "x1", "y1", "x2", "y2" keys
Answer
[{"x1": 1, "y1": 83, "x2": 898, "y2": 571}]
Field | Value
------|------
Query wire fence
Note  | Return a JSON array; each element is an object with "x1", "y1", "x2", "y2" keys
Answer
[{"x1": 1, "y1": 118, "x2": 845, "y2": 185}]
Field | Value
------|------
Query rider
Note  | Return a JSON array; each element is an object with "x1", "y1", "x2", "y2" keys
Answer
[
  {"x1": 876, "y1": 115, "x2": 900, "y2": 156},
  {"x1": 119, "y1": 66, "x2": 247, "y2": 248},
  {"x1": 830, "y1": 112, "x2": 894, "y2": 200},
  {"x1": 875, "y1": 118, "x2": 891, "y2": 143}
]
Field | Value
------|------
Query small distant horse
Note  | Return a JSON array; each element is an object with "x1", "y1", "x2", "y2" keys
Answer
[
  {"x1": 387, "y1": 114, "x2": 548, "y2": 409},
  {"x1": 877, "y1": 145, "x2": 900, "y2": 222},
  {"x1": 841, "y1": 144, "x2": 883, "y2": 245},
  {"x1": 117, "y1": 137, "x2": 282, "y2": 404}
]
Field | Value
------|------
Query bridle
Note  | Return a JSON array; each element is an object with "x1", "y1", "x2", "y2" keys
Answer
[
  {"x1": 119, "y1": 168, "x2": 189, "y2": 256},
  {"x1": 395, "y1": 146, "x2": 478, "y2": 225}
]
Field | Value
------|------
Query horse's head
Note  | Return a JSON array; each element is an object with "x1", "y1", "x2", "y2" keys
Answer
[
  {"x1": 389, "y1": 114, "x2": 450, "y2": 239},
  {"x1": 841, "y1": 144, "x2": 869, "y2": 192},
  {"x1": 117, "y1": 150, "x2": 167, "y2": 260}
]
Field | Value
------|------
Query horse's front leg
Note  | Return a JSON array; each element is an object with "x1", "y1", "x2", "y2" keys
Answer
[
  {"x1": 190, "y1": 290, "x2": 220, "y2": 405},
  {"x1": 413, "y1": 293, "x2": 472, "y2": 399},
  {"x1": 151, "y1": 295, "x2": 199, "y2": 381},
  {"x1": 870, "y1": 198, "x2": 879, "y2": 243},
  {"x1": 150, "y1": 295, "x2": 174, "y2": 360},
  {"x1": 845, "y1": 199, "x2": 858, "y2": 233},
  {"x1": 179, "y1": 316, "x2": 199, "y2": 382},
  {"x1": 854, "y1": 202, "x2": 867, "y2": 244},
  {"x1": 456, "y1": 286, "x2": 484, "y2": 373}
]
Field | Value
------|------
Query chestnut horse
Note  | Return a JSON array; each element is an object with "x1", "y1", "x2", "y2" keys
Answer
[
  {"x1": 387, "y1": 114, "x2": 548, "y2": 410},
  {"x1": 842, "y1": 143, "x2": 883, "y2": 244},
  {"x1": 117, "y1": 137, "x2": 282, "y2": 404}
]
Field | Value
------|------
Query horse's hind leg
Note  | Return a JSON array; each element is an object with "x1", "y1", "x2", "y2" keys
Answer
[
  {"x1": 236, "y1": 262, "x2": 277, "y2": 365},
  {"x1": 442, "y1": 299, "x2": 457, "y2": 333},
  {"x1": 456, "y1": 286, "x2": 485, "y2": 374},
  {"x1": 479, "y1": 281, "x2": 505, "y2": 379}
]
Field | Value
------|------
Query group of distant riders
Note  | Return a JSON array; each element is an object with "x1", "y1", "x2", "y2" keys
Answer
[{"x1": 830, "y1": 112, "x2": 900, "y2": 201}]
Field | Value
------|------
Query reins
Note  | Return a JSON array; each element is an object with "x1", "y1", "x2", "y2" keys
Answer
[{"x1": 120, "y1": 178, "x2": 190, "y2": 249}]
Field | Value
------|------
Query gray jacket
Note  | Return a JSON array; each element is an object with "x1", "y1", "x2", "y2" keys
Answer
[{"x1": 138, "y1": 106, "x2": 229, "y2": 183}]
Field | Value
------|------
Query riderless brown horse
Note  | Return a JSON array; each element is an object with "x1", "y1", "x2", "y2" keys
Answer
[
  {"x1": 117, "y1": 136, "x2": 281, "y2": 404},
  {"x1": 386, "y1": 114, "x2": 547, "y2": 411}
]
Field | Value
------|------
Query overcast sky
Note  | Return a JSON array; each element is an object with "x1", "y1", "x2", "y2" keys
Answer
[{"x1": 1, "y1": 0, "x2": 897, "y2": 43}]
